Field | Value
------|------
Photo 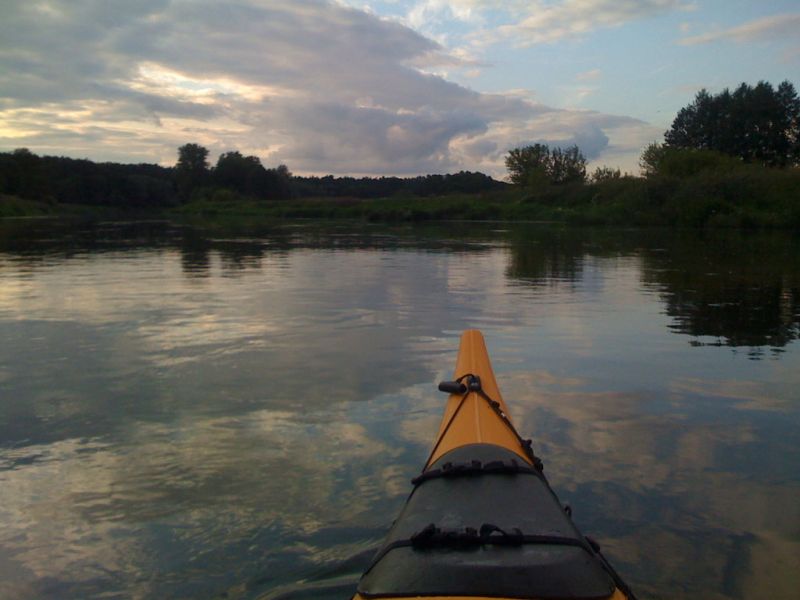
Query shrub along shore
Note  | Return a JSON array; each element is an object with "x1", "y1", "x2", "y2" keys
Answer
[
  {"x1": 3, "y1": 163, "x2": 799, "y2": 229},
  {"x1": 177, "y1": 164, "x2": 800, "y2": 228}
]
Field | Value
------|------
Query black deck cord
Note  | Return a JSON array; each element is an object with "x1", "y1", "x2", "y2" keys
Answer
[
  {"x1": 360, "y1": 523, "x2": 593, "y2": 578},
  {"x1": 475, "y1": 386, "x2": 541, "y2": 469},
  {"x1": 429, "y1": 373, "x2": 542, "y2": 471},
  {"x1": 586, "y1": 536, "x2": 639, "y2": 600},
  {"x1": 362, "y1": 524, "x2": 639, "y2": 599},
  {"x1": 419, "y1": 376, "x2": 637, "y2": 599},
  {"x1": 421, "y1": 374, "x2": 473, "y2": 470},
  {"x1": 411, "y1": 458, "x2": 543, "y2": 486}
]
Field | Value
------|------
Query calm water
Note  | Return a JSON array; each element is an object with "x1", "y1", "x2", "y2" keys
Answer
[{"x1": 0, "y1": 219, "x2": 798, "y2": 600}]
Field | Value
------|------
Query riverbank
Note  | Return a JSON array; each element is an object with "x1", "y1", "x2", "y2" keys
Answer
[
  {"x1": 0, "y1": 194, "x2": 58, "y2": 218},
  {"x1": 3, "y1": 166, "x2": 799, "y2": 228},
  {"x1": 170, "y1": 165, "x2": 800, "y2": 228}
]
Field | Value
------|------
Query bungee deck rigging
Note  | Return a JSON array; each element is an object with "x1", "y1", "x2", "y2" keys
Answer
[{"x1": 353, "y1": 330, "x2": 637, "y2": 600}]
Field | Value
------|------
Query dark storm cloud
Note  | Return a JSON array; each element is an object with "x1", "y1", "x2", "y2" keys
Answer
[{"x1": 0, "y1": 0, "x2": 650, "y2": 173}]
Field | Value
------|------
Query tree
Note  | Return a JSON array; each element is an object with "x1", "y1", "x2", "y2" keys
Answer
[
  {"x1": 175, "y1": 143, "x2": 209, "y2": 199},
  {"x1": 273, "y1": 164, "x2": 292, "y2": 199},
  {"x1": 549, "y1": 146, "x2": 586, "y2": 184},
  {"x1": 176, "y1": 143, "x2": 209, "y2": 173},
  {"x1": 639, "y1": 142, "x2": 668, "y2": 177},
  {"x1": 212, "y1": 152, "x2": 293, "y2": 200},
  {"x1": 664, "y1": 80, "x2": 800, "y2": 167},
  {"x1": 640, "y1": 142, "x2": 744, "y2": 178},
  {"x1": 4, "y1": 148, "x2": 47, "y2": 199},
  {"x1": 505, "y1": 144, "x2": 550, "y2": 186},
  {"x1": 590, "y1": 166, "x2": 622, "y2": 183},
  {"x1": 505, "y1": 143, "x2": 586, "y2": 187},
  {"x1": 214, "y1": 151, "x2": 265, "y2": 195}
]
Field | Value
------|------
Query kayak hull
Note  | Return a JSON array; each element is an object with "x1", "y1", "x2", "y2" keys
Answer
[
  {"x1": 354, "y1": 591, "x2": 629, "y2": 600},
  {"x1": 354, "y1": 330, "x2": 633, "y2": 600}
]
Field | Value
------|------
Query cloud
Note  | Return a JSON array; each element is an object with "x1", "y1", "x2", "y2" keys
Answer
[
  {"x1": 407, "y1": 0, "x2": 483, "y2": 29},
  {"x1": 401, "y1": 1, "x2": 690, "y2": 47},
  {"x1": 678, "y1": 13, "x2": 800, "y2": 46},
  {"x1": 575, "y1": 69, "x2": 602, "y2": 82},
  {"x1": 0, "y1": 0, "x2": 651, "y2": 175},
  {"x1": 481, "y1": 0, "x2": 691, "y2": 46}
]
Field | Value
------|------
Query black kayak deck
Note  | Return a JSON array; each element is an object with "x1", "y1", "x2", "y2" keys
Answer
[{"x1": 357, "y1": 444, "x2": 615, "y2": 599}]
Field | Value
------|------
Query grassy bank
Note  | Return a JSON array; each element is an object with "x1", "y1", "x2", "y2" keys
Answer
[
  {"x1": 0, "y1": 194, "x2": 60, "y2": 218},
  {"x1": 173, "y1": 188, "x2": 528, "y2": 223},
  {"x1": 534, "y1": 166, "x2": 800, "y2": 228},
  {"x1": 175, "y1": 166, "x2": 800, "y2": 228},
  {"x1": 4, "y1": 165, "x2": 799, "y2": 228},
  {"x1": 0, "y1": 194, "x2": 169, "y2": 220}
]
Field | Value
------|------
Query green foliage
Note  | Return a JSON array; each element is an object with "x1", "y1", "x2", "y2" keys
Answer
[
  {"x1": 3, "y1": 146, "x2": 798, "y2": 230},
  {"x1": 639, "y1": 142, "x2": 668, "y2": 177},
  {"x1": 0, "y1": 148, "x2": 47, "y2": 200},
  {"x1": 517, "y1": 160, "x2": 800, "y2": 228},
  {"x1": 176, "y1": 143, "x2": 209, "y2": 173},
  {"x1": 173, "y1": 161, "x2": 800, "y2": 230},
  {"x1": 176, "y1": 143, "x2": 210, "y2": 199},
  {"x1": 0, "y1": 149, "x2": 176, "y2": 207},
  {"x1": 640, "y1": 143, "x2": 743, "y2": 178},
  {"x1": 590, "y1": 166, "x2": 622, "y2": 183},
  {"x1": 549, "y1": 146, "x2": 587, "y2": 184},
  {"x1": 505, "y1": 143, "x2": 586, "y2": 187},
  {"x1": 665, "y1": 80, "x2": 800, "y2": 167},
  {"x1": 658, "y1": 148, "x2": 741, "y2": 178},
  {"x1": 213, "y1": 151, "x2": 290, "y2": 199},
  {"x1": 505, "y1": 144, "x2": 549, "y2": 186},
  {"x1": 0, "y1": 194, "x2": 56, "y2": 217},
  {"x1": 176, "y1": 189, "x2": 527, "y2": 222},
  {"x1": 291, "y1": 171, "x2": 506, "y2": 198}
]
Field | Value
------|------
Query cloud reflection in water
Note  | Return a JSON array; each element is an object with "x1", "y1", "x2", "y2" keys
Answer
[{"x1": 0, "y1": 222, "x2": 798, "y2": 599}]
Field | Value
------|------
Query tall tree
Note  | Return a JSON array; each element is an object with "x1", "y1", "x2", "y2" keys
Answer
[
  {"x1": 175, "y1": 143, "x2": 209, "y2": 199},
  {"x1": 549, "y1": 146, "x2": 587, "y2": 184},
  {"x1": 505, "y1": 143, "x2": 586, "y2": 186},
  {"x1": 177, "y1": 143, "x2": 209, "y2": 173},
  {"x1": 215, "y1": 151, "x2": 261, "y2": 195},
  {"x1": 505, "y1": 144, "x2": 550, "y2": 186},
  {"x1": 665, "y1": 81, "x2": 800, "y2": 167}
]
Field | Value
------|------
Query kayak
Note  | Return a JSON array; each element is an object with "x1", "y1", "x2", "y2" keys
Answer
[{"x1": 353, "y1": 329, "x2": 636, "y2": 600}]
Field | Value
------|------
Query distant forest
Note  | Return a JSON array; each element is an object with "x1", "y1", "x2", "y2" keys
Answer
[{"x1": 0, "y1": 144, "x2": 507, "y2": 209}]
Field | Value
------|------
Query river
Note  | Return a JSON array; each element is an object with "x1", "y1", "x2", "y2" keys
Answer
[{"x1": 0, "y1": 219, "x2": 798, "y2": 599}]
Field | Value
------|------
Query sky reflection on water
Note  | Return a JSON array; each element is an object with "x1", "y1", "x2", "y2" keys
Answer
[{"x1": 0, "y1": 221, "x2": 798, "y2": 599}]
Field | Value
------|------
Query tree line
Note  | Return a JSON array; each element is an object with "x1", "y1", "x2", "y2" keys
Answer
[
  {"x1": 506, "y1": 79, "x2": 799, "y2": 188},
  {"x1": 0, "y1": 143, "x2": 506, "y2": 208},
  {"x1": 2, "y1": 80, "x2": 797, "y2": 209}
]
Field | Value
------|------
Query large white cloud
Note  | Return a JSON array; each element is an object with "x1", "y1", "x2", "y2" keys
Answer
[{"x1": 0, "y1": 0, "x2": 651, "y2": 175}]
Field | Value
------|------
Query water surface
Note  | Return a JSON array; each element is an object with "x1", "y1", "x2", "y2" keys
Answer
[{"x1": 0, "y1": 220, "x2": 798, "y2": 599}]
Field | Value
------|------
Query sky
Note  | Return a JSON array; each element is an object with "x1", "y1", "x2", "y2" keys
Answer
[{"x1": 0, "y1": 0, "x2": 798, "y2": 177}]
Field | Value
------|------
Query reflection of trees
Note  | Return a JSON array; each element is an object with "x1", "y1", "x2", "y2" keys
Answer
[
  {"x1": 217, "y1": 241, "x2": 266, "y2": 274},
  {"x1": 5, "y1": 220, "x2": 800, "y2": 355},
  {"x1": 640, "y1": 232, "x2": 800, "y2": 353},
  {"x1": 179, "y1": 231, "x2": 211, "y2": 278},
  {"x1": 504, "y1": 226, "x2": 800, "y2": 354},
  {"x1": 505, "y1": 228, "x2": 592, "y2": 284}
]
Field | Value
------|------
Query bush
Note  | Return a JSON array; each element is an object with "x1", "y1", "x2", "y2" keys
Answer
[
  {"x1": 590, "y1": 166, "x2": 622, "y2": 183},
  {"x1": 657, "y1": 148, "x2": 742, "y2": 178},
  {"x1": 640, "y1": 144, "x2": 742, "y2": 178}
]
